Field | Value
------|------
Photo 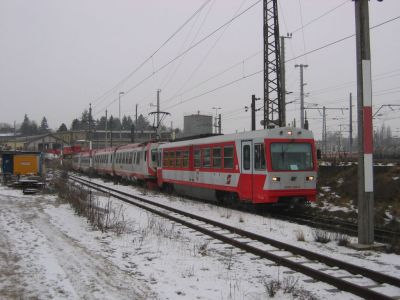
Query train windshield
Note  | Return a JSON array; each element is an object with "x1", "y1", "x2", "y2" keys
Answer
[{"x1": 270, "y1": 143, "x2": 313, "y2": 171}]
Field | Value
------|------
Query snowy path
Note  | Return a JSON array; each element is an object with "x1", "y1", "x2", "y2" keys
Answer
[{"x1": 0, "y1": 192, "x2": 152, "y2": 300}]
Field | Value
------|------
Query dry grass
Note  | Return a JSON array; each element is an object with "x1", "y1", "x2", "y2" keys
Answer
[
  {"x1": 262, "y1": 276, "x2": 317, "y2": 299},
  {"x1": 312, "y1": 229, "x2": 331, "y2": 244},
  {"x1": 54, "y1": 176, "x2": 130, "y2": 235},
  {"x1": 295, "y1": 229, "x2": 305, "y2": 242}
]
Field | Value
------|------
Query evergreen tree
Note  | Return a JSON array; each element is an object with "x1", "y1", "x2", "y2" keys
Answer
[
  {"x1": 58, "y1": 123, "x2": 68, "y2": 132},
  {"x1": 80, "y1": 109, "x2": 89, "y2": 130},
  {"x1": 70, "y1": 118, "x2": 81, "y2": 130},
  {"x1": 109, "y1": 116, "x2": 115, "y2": 130},
  {"x1": 30, "y1": 121, "x2": 38, "y2": 135},
  {"x1": 122, "y1": 116, "x2": 133, "y2": 130},
  {"x1": 20, "y1": 114, "x2": 31, "y2": 135},
  {"x1": 96, "y1": 116, "x2": 107, "y2": 130},
  {"x1": 135, "y1": 114, "x2": 151, "y2": 131},
  {"x1": 39, "y1": 117, "x2": 49, "y2": 133}
]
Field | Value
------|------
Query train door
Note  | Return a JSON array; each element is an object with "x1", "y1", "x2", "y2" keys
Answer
[{"x1": 241, "y1": 140, "x2": 253, "y2": 200}]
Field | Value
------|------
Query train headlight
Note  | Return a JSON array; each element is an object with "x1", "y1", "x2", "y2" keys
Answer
[
  {"x1": 272, "y1": 177, "x2": 280, "y2": 182},
  {"x1": 306, "y1": 176, "x2": 315, "y2": 181}
]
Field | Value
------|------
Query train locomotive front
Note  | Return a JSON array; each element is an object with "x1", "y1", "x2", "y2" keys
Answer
[{"x1": 158, "y1": 127, "x2": 317, "y2": 205}]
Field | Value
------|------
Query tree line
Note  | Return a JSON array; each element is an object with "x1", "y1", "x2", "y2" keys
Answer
[
  {"x1": 68, "y1": 109, "x2": 156, "y2": 132},
  {"x1": 0, "y1": 110, "x2": 158, "y2": 136}
]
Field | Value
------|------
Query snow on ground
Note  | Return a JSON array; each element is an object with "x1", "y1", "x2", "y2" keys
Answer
[{"x1": 1, "y1": 176, "x2": 400, "y2": 299}]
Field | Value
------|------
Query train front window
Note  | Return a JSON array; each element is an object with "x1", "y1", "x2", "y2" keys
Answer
[
  {"x1": 270, "y1": 143, "x2": 313, "y2": 171},
  {"x1": 254, "y1": 143, "x2": 266, "y2": 170}
]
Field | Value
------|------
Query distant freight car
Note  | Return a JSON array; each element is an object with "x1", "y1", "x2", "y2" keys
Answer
[{"x1": 0, "y1": 151, "x2": 43, "y2": 176}]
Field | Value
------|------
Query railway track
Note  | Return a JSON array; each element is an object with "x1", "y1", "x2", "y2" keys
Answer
[
  {"x1": 269, "y1": 211, "x2": 400, "y2": 244},
  {"x1": 68, "y1": 173, "x2": 400, "y2": 300}
]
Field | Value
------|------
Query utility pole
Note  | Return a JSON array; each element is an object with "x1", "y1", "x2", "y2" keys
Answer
[
  {"x1": 88, "y1": 103, "x2": 92, "y2": 142},
  {"x1": 13, "y1": 121, "x2": 16, "y2": 150},
  {"x1": 263, "y1": 0, "x2": 282, "y2": 128},
  {"x1": 89, "y1": 103, "x2": 93, "y2": 167},
  {"x1": 157, "y1": 89, "x2": 161, "y2": 137},
  {"x1": 212, "y1": 107, "x2": 221, "y2": 134},
  {"x1": 295, "y1": 64, "x2": 308, "y2": 129},
  {"x1": 323, "y1": 106, "x2": 326, "y2": 155},
  {"x1": 355, "y1": 0, "x2": 374, "y2": 245},
  {"x1": 118, "y1": 91, "x2": 124, "y2": 143},
  {"x1": 251, "y1": 95, "x2": 256, "y2": 131},
  {"x1": 280, "y1": 34, "x2": 291, "y2": 127},
  {"x1": 306, "y1": 106, "x2": 349, "y2": 157},
  {"x1": 135, "y1": 104, "x2": 138, "y2": 142},
  {"x1": 135, "y1": 104, "x2": 138, "y2": 128},
  {"x1": 349, "y1": 93, "x2": 353, "y2": 156},
  {"x1": 105, "y1": 109, "x2": 108, "y2": 148},
  {"x1": 218, "y1": 114, "x2": 221, "y2": 134},
  {"x1": 149, "y1": 89, "x2": 170, "y2": 141}
]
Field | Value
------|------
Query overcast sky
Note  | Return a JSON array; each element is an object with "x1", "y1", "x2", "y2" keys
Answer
[{"x1": 1, "y1": 0, "x2": 399, "y2": 139}]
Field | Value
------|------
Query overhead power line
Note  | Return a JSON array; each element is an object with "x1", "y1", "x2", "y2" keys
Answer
[
  {"x1": 286, "y1": 14, "x2": 400, "y2": 63},
  {"x1": 93, "y1": 0, "x2": 262, "y2": 116},
  {"x1": 291, "y1": 0, "x2": 349, "y2": 34},
  {"x1": 91, "y1": 0, "x2": 212, "y2": 106},
  {"x1": 93, "y1": 12, "x2": 400, "y2": 118}
]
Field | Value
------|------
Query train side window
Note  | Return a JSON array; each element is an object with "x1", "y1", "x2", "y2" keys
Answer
[
  {"x1": 144, "y1": 150, "x2": 147, "y2": 161},
  {"x1": 254, "y1": 144, "x2": 266, "y2": 170},
  {"x1": 212, "y1": 147, "x2": 221, "y2": 168},
  {"x1": 202, "y1": 148, "x2": 211, "y2": 168},
  {"x1": 194, "y1": 148, "x2": 201, "y2": 168},
  {"x1": 183, "y1": 150, "x2": 189, "y2": 168},
  {"x1": 223, "y1": 146, "x2": 234, "y2": 169},
  {"x1": 136, "y1": 151, "x2": 140, "y2": 164},
  {"x1": 243, "y1": 145, "x2": 250, "y2": 170},
  {"x1": 163, "y1": 151, "x2": 169, "y2": 167},
  {"x1": 170, "y1": 152, "x2": 175, "y2": 167},
  {"x1": 176, "y1": 151, "x2": 182, "y2": 168}
]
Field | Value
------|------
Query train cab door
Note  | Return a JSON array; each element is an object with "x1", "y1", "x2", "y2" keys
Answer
[{"x1": 241, "y1": 140, "x2": 253, "y2": 201}]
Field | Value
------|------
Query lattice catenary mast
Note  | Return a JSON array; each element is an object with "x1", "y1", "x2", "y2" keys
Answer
[{"x1": 263, "y1": 0, "x2": 282, "y2": 128}]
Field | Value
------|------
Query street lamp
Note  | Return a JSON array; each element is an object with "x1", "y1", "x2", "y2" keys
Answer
[
  {"x1": 212, "y1": 107, "x2": 221, "y2": 134},
  {"x1": 118, "y1": 91, "x2": 125, "y2": 142}
]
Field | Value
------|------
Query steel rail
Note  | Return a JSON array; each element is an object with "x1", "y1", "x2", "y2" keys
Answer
[
  {"x1": 273, "y1": 211, "x2": 399, "y2": 243},
  {"x1": 69, "y1": 174, "x2": 399, "y2": 299}
]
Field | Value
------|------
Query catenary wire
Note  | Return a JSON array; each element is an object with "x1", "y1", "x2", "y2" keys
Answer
[
  {"x1": 92, "y1": 0, "x2": 262, "y2": 116},
  {"x1": 91, "y1": 0, "x2": 212, "y2": 107}
]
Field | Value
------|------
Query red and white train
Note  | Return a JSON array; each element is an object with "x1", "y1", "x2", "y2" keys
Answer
[{"x1": 72, "y1": 127, "x2": 317, "y2": 205}]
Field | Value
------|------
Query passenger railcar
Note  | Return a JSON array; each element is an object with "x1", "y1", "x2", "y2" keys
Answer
[
  {"x1": 72, "y1": 151, "x2": 91, "y2": 173},
  {"x1": 92, "y1": 147, "x2": 116, "y2": 176},
  {"x1": 157, "y1": 127, "x2": 317, "y2": 205},
  {"x1": 112, "y1": 143, "x2": 159, "y2": 182}
]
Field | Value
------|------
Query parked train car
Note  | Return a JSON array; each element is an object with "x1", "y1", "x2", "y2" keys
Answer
[
  {"x1": 112, "y1": 143, "x2": 159, "y2": 182},
  {"x1": 157, "y1": 127, "x2": 317, "y2": 205},
  {"x1": 72, "y1": 150, "x2": 91, "y2": 173},
  {"x1": 74, "y1": 142, "x2": 161, "y2": 183},
  {"x1": 92, "y1": 147, "x2": 116, "y2": 176}
]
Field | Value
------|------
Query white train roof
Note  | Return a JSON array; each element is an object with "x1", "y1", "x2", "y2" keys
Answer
[{"x1": 159, "y1": 127, "x2": 314, "y2": 149}]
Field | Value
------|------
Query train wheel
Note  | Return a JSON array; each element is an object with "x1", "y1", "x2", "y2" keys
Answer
[
  {"x1": 227, "y1": 192, "x2": 240, "y2": 208},
  {"x1": 163, "y1": 183, "x2": 174, "y2": 194}
]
